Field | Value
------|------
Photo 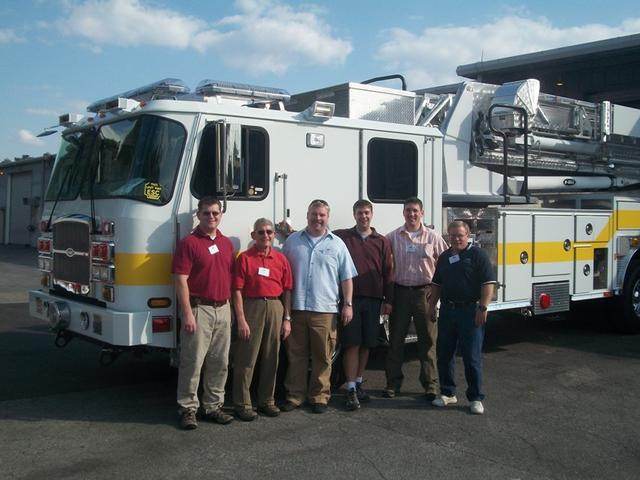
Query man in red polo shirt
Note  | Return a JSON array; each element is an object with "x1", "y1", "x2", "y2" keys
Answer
[
  {"x1": 172, "y1": 196, "x2": 235, "y2": 430},
  {"x1": 232, "y1": 218, "x2": 293, "y2": 421}
]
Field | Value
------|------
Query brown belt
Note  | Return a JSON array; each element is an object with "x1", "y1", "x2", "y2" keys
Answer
[
  {"x1": 246, "y1": 296, "x2": 280, "y2": 301},
  {"x1": 190, "y1": 296, "x2": 227, "y2": 308}
]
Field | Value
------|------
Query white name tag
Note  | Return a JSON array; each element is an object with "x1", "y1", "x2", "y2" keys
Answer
[
  {"x1": 208, "y1": 244, "x2": 219, "y2": 255},
  {"x1": 406, "y1": 244, "x2": 417, "y2": 253},
  {"x1": 258, "y1": 267, "x2": 270, "y2": 277},
  {"x1": 449, "y1": 254, "x2": 460, "y2": 264}
]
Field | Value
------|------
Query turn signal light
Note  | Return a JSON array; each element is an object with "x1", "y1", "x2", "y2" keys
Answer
[
  {"x1": 91, "y1": 242, "x2": 114, "y2": 262},
  {"x1": 148, "y1": 297, "x2": 172, "y2": 308}
]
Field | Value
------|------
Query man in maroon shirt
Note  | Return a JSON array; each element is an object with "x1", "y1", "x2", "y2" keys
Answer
[
  {"x1": 334, "y1": 200, "x2": 394, "y2": 410},
  {"x1": 172, "y1": 197, "x2": 235, "y2": 430},
  {"x1": 232, "y1": 218, "x2": 293, "y2": 421}
]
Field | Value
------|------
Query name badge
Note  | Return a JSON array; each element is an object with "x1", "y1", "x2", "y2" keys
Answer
[
  {"x1": 449, "y1": 254, "x2": 460, "y2": 264},
  {"x1": 258, "y1": 267, "x2": 270, "y2": 277},
  {"x1": 406, "y1": 244, "x2": 417, "y2": 253},
  {"x1": 208, "y1": 244, "x2": 219, "y2": 255}
]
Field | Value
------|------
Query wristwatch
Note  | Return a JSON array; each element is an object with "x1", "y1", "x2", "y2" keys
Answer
[
  {"x1": 344, "y1": 301, "x2": 353, "y2": 307},
  {"x1": 476, "y1": 304, "x2": 488, "y2": 312},
  {"x1": 284, "y1": 315, "x2": 291, "y2": 321}
]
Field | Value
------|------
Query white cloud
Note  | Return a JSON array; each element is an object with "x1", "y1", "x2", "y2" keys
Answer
[
  {"x1": 376, "y1": 15, "x2": 640, "y2": 89},
  {"x1": 0, "y1": 28, "x2": 21, "y2": 44},
  {"x1": 56, "y1": 0, "x2": 351, "y2": 73},
  {"x1": 18, "y1": 130, "x2": 44, "y2": 146}
]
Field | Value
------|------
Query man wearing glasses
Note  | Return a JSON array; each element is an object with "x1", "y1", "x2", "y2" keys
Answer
[
  {"x1": 428, "y1": 221, "x2": 496, "y2": 415},
  {"x1": 231, "y1": 218, "x2": 293, "y2": 421},
  {"x1": 172, "y1": 196, "x2": 235, "y2": 430},
  {"x1": 280, "y1": 199, "x2": 357, "y2": 414}
]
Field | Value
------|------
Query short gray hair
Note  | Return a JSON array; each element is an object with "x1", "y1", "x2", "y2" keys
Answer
[
  {"x1": 448, "y1": 220, "x2": 470, "y2": 234},
  {"x1": 253, "y1": 217, "x2": 274, "y2": 231}
]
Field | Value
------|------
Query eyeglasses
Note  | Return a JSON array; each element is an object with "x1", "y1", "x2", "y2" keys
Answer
[
  {"x1": 256, "y1": 229, "x2": 274, "y2": 236},
  {"x1": 201, "y1": 210, "x2": 221, "y2": 217},
  {"x1": 449, "y1": 234, "x2": 467, "y2": 239}
]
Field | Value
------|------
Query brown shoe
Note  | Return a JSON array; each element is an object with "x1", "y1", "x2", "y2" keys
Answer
[
  {"x1": 179, "y1": 410, "x2": 198, "y2": 430},
  {"x1": 201, "y1": 408, "x2": 234, "y2": 425},
  {"x1": 235, "y1": 408, "x2": 257, "y2": 422},
  {"x1": 279, "y1": 400, "x2": 299, "y2": 412},
  {"x1": 258, "y1": 404, "x2": 280, "y2": 417}
]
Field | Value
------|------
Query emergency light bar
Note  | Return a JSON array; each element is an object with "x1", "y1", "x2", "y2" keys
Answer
[
  {"x1": 196, "y1": 79, "x2": 290, "y2": 102},
  {"x1": 87, "y1": 78, "x2": 190, "y2": 113}
]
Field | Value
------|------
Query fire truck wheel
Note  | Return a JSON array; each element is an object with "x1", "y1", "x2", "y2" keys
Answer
[{"x1": 620, "y1": 260, "x2": 640, "y2": 334}]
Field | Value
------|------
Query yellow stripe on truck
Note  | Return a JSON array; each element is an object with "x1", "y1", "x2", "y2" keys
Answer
[
  {"x1": 114, "y1": 253, "x2": 173, "y2": 286},
  {"x1": 617, "y1": 210, "x2": 640, "y2": 230}
]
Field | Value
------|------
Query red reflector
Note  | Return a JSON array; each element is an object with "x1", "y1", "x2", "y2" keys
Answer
[
  {"x1": 152, "y1": 316, "x2": 172, "y2": 333},
  {"x1": 38, "y1": 238, "x2": 51, "y2": 253},
  {"x1": 539, "y1": 293, "x2": 552, "y2": 309}
]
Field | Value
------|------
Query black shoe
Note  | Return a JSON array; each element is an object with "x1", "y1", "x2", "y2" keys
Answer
[
  {"x1": 258, "y1": 404, "x2": 281, "y2": 417},
  {"x1": 356, "y1": 382, "x2": 370, "y2": 403},
  {"x1": 235, "y1": 407, "x2": 257, "y2": 422},
  {"x1": 179, "y1": 410, "x2": 198, "y2": 430},
  {"x1": 424, "y1": 392, "x2": 437, "y2": 402},
  {"x1": 279, "y1": 400, "x2": 299, "y2": 412},
  {"x1": 201, "y1": 408, "x2": 234, "y2": 425},
  {"x1": 311, "y1": 403, "x2": 328, "y2": 414},
  {"x1": 382, "y1": 386, "x2": 396, "y2": 398},
  {"x1": 345, "y1": 388, "x2": 360, "y2": 411}
]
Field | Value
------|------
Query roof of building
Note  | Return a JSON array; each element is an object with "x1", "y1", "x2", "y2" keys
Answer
[{"x1": 456, "y1": 33, "x2": 640, "y2": 108}]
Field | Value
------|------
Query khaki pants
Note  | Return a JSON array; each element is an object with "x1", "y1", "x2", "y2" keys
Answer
[
  {"x1": 284, "y1": 311, "x2": 337, "y2": 405},
  {"x1": 177, "y1": 303, "x2": 231, "y2": 413},
  {"x1": 232, "y1": 298, "x2": 283, "y2": 410},
  {"x1": 385, "y1": 285, "x2": 439, "y2": 395}
]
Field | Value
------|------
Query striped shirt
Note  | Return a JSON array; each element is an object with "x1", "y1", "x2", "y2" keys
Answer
[{"x1": 386, "y1": 224, "x2": 448, "y2": 286}]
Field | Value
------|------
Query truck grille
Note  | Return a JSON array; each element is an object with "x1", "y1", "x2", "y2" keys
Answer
[{"x1": 52, "y1": 220, "x2": 91, "y2": 284}]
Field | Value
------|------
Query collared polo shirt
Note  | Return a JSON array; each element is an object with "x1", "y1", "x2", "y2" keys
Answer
[
  {"x1": 232, "y1": 246, "x2": 293, "y2": 297},
  {"x1": 283, "y1": 229, "x2": 358, "y2": 313},
  {"x1": 172, "y1": 227, "x2": 234, "y2": 302},
  {"x1": 333, "y1": 226, "x2": 394, "y2": 302},
  {"x1": 386, "y1": 224, "x2": 448, "y2": 286},
  {"x1": 432, "y1": 244, "x2": 496, "y2": 302}
]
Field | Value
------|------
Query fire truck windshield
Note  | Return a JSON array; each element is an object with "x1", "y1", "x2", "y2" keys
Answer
[{"x1": 46, "y1": 114, "x2": 187, "y2": 205}]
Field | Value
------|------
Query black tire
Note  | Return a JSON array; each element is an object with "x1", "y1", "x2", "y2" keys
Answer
[{"x1": 619, "y1": 260, "x2": 640, "y2": 334}]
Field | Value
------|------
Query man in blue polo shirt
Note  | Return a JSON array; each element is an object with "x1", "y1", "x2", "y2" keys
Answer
[
  {"x1": 428, "y1": 220, "x2": 496, "y2": 415},
  {"x1": 280, "y1": 199, "x2": 357, "y2": 414}
]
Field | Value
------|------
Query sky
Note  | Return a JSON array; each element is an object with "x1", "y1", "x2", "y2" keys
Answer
[{"x1": 2, "y1": 0, "x2": 639, "y2": 160}]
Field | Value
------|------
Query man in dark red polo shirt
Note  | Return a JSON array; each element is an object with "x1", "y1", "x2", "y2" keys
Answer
[
  {"x1": 172, "y1": 196, "x2": 235, "y2": 430},
  {"x1": 334, "y1": 200, "x2": 394, "y2": 410},
  {"x1": 232, "y1": 218, "x2": 293, "y2": 421}
]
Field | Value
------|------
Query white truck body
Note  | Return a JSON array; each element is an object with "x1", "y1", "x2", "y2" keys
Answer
[{"x1": 28, "y1": 76, "x2": 640, "y2": 354}]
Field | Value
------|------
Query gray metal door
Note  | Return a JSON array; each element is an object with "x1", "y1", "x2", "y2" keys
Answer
[{"x1": 9, "y1": 172, "x2": 32, "y2": 245}]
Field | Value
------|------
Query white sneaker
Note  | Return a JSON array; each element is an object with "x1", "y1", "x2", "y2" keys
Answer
[
  {"x1": 432, "y1": 395, "x2": 457, "y2": 407},
  {"x1": 470, "y1": 400, "x2": 484, "y2": 415}
]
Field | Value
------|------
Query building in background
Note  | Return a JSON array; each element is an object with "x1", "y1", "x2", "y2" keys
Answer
[{"x1": 0, "y1": 154, "x2": 55, "y2": 246}]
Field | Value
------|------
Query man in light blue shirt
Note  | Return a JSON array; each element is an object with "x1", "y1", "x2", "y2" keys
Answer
[{"x1": 280, "y1": 199, "x2": 357, "y2": 414}]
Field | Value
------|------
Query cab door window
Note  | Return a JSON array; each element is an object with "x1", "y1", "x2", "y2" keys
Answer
[
  {"x1": 191, "y1": 123, "x2": 268, "y2": 200},
  {"x1": 367, "y1": 138, "x2": 418, "y2": 202}
]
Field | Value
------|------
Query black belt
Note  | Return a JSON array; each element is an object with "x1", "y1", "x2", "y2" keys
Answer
[
  {"x1": 190, "y1": 297, "x2": 227, "y2": 308},
  {"x1": 395, "y1": 283, "x2": 428, "y2": 290},
  {"x1": 441, "y1": 299, "x2": 477, "y2": 308}
]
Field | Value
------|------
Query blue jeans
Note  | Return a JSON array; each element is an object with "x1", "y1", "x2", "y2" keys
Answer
[{"x1": 437, "y1": 304, "x2": 485, "y2": 401}]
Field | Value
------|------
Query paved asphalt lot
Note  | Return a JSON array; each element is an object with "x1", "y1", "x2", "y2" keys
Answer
[{"x1": 1, "y1": 245, "x2": 640, "y2": 480}]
